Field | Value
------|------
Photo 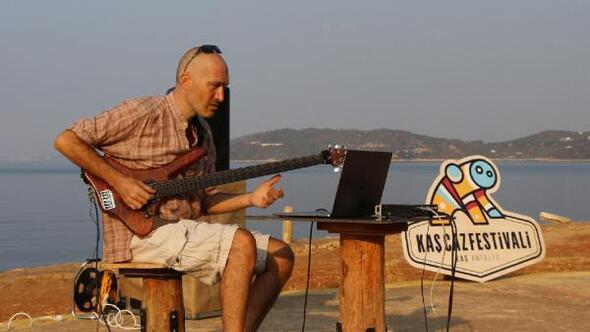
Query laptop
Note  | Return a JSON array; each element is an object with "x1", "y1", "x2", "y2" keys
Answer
[{"x1": 274, "y1": 150, "x2": 392, "y2": 219}]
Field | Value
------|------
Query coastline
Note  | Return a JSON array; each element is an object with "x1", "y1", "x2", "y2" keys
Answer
[{"x1": 1, "y1": 158, "x2": 588, "y2": 172}]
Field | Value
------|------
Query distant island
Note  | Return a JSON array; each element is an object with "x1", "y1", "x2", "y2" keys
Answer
[
  {"x1": 230, "y1": 129, "x2": 590, "y2": 161},
  {"x1": 1, "y1": 129, "x2": 589, "y2": 168}
]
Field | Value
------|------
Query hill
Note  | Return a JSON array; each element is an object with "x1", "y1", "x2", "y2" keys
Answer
[{"x1": 230, "y1": 129, "x2": 590, "y2": 160}]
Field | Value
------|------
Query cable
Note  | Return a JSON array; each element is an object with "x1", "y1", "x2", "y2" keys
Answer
[
  {"x1": 86, "y1": 190, "x2": 113, "y2": 332},
  {"x1": 5, "y1": 312, "x2": 65, "y2": 330},
  {"x1": 427, "y1": 209, "x2": 449, "y2": 314},
  {"x1": 94, "y1": 304, "x2": 141, "y2": 330},
  {"x1": 419, "y1": 222, "x2": 431, "y2": 332},
  {"x1": 419, "y1": 208, "x2": 453, "y2": 332},
  {"x1": 301, "y1": 221, "x2": 314, "y2": 332},
  {"x1": 88, "y1": 187, "x2": 100, "y2": 260},
  {"x1": 445, "y1": 216, "x2": 458, "y2": 332},
  {"x1": 7, "y1": 312, "x2": 32, "y2": 329},
  {"x1": 418, "y1": 210, "x2": 458, "y2": 332}
]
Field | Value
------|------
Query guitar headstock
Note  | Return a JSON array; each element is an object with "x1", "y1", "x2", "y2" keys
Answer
[{"x1": 322, "y1": 145, "x2": 347, "y2": 169}]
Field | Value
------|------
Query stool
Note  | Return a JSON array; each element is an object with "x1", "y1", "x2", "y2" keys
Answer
[{"x1": 101, "y1": 262, "x2": 185, "y2": 332}]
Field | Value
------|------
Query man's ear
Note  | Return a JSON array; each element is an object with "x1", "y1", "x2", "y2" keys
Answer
[{"x1": 179, "y1": 72, "x2": 192, "y2": 88}]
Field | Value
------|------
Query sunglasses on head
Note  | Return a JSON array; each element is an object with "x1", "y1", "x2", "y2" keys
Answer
[{"x1": 182, "y1": 45, "x2": 222, "y2": 72}]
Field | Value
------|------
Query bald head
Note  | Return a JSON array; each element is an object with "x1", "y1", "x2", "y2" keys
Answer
[
  {"x1": 173, "y1": 47, "x2": 229, "y2": 120},
  {"x1": 176, "y1": 47, "x2": 228, "y2": 83}
]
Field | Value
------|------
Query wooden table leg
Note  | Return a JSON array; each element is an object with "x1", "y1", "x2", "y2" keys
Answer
[
  {"x1": 339, "y1": 234, "x2": 386, "y2": 332},
  {"x1": 317, "y1": 221, "x2": 405, "y2": 331}
]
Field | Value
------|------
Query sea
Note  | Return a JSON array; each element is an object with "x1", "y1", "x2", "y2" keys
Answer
[{"x1": 1, "y1": 161, "x2": 589, "y2": 271}]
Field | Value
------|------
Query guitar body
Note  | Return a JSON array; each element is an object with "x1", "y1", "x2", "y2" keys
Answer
[{"x1": 83, "y1": 148, "x2": 206, "y2": 237}]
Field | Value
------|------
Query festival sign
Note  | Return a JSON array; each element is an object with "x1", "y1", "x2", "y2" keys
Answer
[{"x1": 401, "y1": 156, "x2": 545, "y2": 282}]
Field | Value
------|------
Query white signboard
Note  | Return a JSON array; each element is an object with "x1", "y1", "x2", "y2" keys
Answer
[{"x1": 401, "y1": 156, "x2": 545, "y2": 282}]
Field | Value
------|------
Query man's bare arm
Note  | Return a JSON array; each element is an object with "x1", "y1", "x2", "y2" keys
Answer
[
  {"x1": 207, "y1": 175, "x2": 284, "y2": 214},
  {"x1": 53, "y1": 130, "x2": 154, "y2": 210}
]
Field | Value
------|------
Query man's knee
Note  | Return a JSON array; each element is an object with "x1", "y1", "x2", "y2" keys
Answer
[
  {"x1": 268, "y1": 238, "x2": 295, "y2": 270},
  {"x1": 230, "y1": 228, "x2": 257, "y2": 271}
]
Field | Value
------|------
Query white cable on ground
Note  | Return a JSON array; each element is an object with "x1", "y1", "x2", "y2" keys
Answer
[
  {"x1": 6, "y1": 312, "x2": 65, "y2": 330},
  {"x1": 94, "y1": 304, "x2": 141, "y2": 330},
  {"x1": 6, "y1": 312, "x2": 32, "y2": 329},
  {"x1": 4, "y1": 304, "x2": 140, "y2": 330}
]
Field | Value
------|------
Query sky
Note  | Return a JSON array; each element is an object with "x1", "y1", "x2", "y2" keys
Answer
[{"x1": 1, "y1": 0, "x2": 589, "y2": 160}]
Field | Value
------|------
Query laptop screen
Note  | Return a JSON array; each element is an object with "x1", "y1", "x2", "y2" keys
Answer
[{"x1": 329, "y1": 150, "x2": 392, "y2": 218}]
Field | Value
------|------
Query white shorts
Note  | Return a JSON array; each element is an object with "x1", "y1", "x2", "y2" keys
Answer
[{"x1": 130, "y1": 219, "x2": 270, "y2": 285}]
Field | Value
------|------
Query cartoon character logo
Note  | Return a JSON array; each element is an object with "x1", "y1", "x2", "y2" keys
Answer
[
  {"x1": 430, "y1": 157, "x2": 503, "y2": 225},
  {"x1": 403, "y1": 155, "x2": 545, "y2": 282}
]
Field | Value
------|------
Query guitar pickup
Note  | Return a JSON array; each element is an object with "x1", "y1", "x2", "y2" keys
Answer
[{"x1": 99, "y1": 190, "x2": 116, "y2": 210}]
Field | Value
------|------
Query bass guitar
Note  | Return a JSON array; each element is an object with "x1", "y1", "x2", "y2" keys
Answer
[{"x1": 83, "y1": 146, "x2": 346, "y2": 236}]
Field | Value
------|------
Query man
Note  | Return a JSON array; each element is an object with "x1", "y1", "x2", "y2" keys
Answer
[{"x1": 54, "y1": 45, "x2": 294, "y2": 331}]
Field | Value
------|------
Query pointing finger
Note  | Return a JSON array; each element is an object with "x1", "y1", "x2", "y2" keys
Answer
[{"x1": 265, "y1": 174, "x2": 282, "y2": 186}]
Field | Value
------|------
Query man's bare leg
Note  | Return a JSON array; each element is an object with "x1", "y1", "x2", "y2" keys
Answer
[
  {"x1": 221, "y1": 228, "x2": 257, "y2": 332},
  {"x1": 245, "y1": 238, "x2": 294, "y2": 331}
]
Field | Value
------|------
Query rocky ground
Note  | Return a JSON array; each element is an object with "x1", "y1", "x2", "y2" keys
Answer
[{"x1": 1, "y1": 223, "x2": 589, "y2": 326}]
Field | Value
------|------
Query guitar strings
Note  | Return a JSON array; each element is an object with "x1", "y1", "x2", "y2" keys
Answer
[{"x1": 151, "y1": 154, "x2": 325, "y2": 198}]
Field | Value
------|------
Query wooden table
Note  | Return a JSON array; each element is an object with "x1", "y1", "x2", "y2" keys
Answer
[
  {"x1": 317, "y1": 218, "x2": 408, "y2": 332},
  {"x1": 249, "y1": 215, "x2": 408, "y2": 332}
]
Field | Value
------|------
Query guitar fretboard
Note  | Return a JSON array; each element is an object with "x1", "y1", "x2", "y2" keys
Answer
[{"x1": 151, "y1": 153, "x2": 326, "y2": 199}]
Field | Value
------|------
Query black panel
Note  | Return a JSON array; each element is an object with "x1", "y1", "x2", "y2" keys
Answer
[{"x1": 204, "y1": 87, "x2": 230, "y2": 171}]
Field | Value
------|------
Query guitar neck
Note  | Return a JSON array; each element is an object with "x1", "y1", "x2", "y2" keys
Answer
[{"x1": 151, "y1": 153, "x2": 327, "y2": 199}]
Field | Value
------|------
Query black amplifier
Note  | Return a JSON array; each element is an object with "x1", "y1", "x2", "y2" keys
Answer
[{"x1": 374, "y1": 204, "x2": 440, "y2": 220}]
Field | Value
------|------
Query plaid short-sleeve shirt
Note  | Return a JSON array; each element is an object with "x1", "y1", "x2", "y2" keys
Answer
[{"x1": 69, "y1": 94, "x2": 217, "y2": 263}]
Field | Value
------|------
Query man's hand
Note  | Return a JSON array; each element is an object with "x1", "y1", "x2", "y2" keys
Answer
[
  {"x1": 249, "y1": 174, "x2": 284, "y2": 208},
  {"x1": 54, "y1": 130, "x2": 156, "y2": 210},
  {"x1": 206, "y1": 174, "x2": 285, "y2": 214},
  {"x1": 113, "y1": 176, "x2": 156, "y2": 210}
]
